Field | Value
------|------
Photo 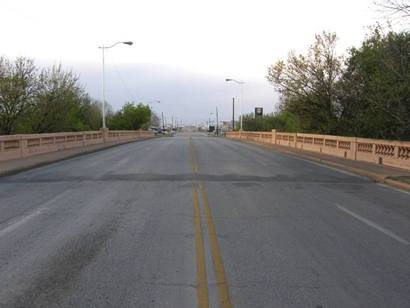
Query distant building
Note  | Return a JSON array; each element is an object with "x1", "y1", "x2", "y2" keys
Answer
[
  {"x1": 220, "y1": 121, "x2": 238, "y2": 132},
  {"x1": 182, "y1": 125, "x2": 198, "y2": 132}
]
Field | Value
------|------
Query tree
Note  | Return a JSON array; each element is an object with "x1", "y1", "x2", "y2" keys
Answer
[
  {"x1": 375, "y1": 0, "x2": 410, "y2": 21},
  {"x1": 107, "y1": 102, "x2": 151, "y2": 130},
  {"x1": 0, "y1": 56, "x2": 152, "y2": 135},
  {"x1": 337, "y1": 28, "x2": 410, "y2": 140},
  {"x1": 79, "y1": 95, "x2": 102, "y2": 130},
  {"x1": 242, "y1": 111, "x2": 301, "y2": 132},
  {"x1": 0, "y1": 57, "x2": 37, "y2": 134},
  {"x1": 28, "y1": 65, "x2": 86, "y2": 133},
  {"x1": 266, "y1": 32, "x2": 342, "y2": 133}
]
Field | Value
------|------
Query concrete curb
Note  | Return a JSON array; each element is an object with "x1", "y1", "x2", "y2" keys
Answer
[
  {"x1": 230, "y1": 138, "x2": 410, "y2": 192},
  {"x1": 0, "y1": 138, "x2": 153, "y2": 178}
]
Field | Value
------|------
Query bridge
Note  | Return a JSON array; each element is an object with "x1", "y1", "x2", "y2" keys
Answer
[{"x1": 0, "y1": 131, "x2": 409, "y2": 307}]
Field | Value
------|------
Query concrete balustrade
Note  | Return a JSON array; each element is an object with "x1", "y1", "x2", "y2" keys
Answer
[
  {"x1": 0, "y1": 129, "x2": 154, "y2": 162},
  {"x1": 226, "y1": 130, "x2": 410, "y2": 171}
]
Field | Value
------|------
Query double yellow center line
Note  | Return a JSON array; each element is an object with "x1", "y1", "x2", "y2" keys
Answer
[{"x1": 189, "y1": 136, "x2": 232, "y2": 308}]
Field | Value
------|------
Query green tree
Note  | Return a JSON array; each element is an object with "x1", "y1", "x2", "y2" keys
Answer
[
  {"x1": 242, "y1": 111, "x2": 301, "y2": 132},
  {"x1": 79, "y1": 95, "x2": 102, "y2": 130},
  {"x1": 266, "y1": 32, "x2": 342, "y2": 133},
  {"x1": 108, "y1": 102, "x2": 151, "y2": 130},
  {"x1": 337, "y1": 28, "x2": 410, "y2": 139},
  {"x1": 27, "y1": 65, "x2": 86, "y2": 133},
  {"x1": 375, "y1": 0, "x2": 410, "y2": 23},
  {"x1": 0, "y1": 57, "x2": 37, "y2": 134}
]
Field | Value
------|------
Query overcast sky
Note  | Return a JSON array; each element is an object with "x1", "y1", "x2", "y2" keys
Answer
[{"x1": 2, "y1": 0, "x2": 380, "y2": 125}]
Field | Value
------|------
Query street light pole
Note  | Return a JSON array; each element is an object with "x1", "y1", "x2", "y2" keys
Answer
[
  {"x1": 209, "y1": 112, "x2": 214, "y2": 134},
  {"x1": 99, "y1": 41, "x2": 133, "y2": 129},
  {"x1": 145, "y1": 100, "x2": 160, "y2": 127},
  {"x1": 101, "y1": 47, "x2": 106, "y2": 129},
  {"x1": 216, "y1": 106, "x2": 219, "y2": 136},
  {"x1": 240, "y1": 82, "x2": 244, "y2": 131},
  {"x1": 225, "y1": 78, "x2": 245, "y2": 131},
  {"x1": 232, "y1": 97, "x2": 235, "y2": 131}
]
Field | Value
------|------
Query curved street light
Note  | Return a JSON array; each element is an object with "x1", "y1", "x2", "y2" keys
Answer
[
  {"x1": 98, "y1": 41, "x2": 133, "y2": 129},
  {"x1": 144, "y1": 100, "x2": 161, "y2": 127},
  {"x1": 225, "y1": 78, "x2": 245, "y2": 131},
  {"x1": 145, "y1": 100, "x2": 161, "y2": 105}
]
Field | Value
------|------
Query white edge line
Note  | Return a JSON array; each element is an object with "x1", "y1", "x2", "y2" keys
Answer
[
  {"x1": 0, "y1": 207, "x2": 48, "y2": 238},
  {"x1": 376, "y1": 183, "x2": 410, "y2": 196},
  {"x1": 0, "y1": 190, "x2": 72, "y2": 238},
  {"x1": 336, "y1": 204, "x2": 409, "y2": 246}
]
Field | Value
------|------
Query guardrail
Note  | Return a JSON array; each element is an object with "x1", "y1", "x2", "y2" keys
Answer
[
  {"x1": 226, "y1": 130, "x2": 410, "y2": 171},
  {"x1": 0, "y1": 129, "x2": 154, "y2": 162}
]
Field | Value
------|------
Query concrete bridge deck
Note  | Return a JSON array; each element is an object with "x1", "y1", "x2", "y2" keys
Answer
[{"x1": 0, "y1": 133, "x2": 409, "y2": 307}]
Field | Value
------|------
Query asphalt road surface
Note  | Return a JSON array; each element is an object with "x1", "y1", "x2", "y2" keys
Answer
[{"x1": 0, "y1": 133, "x2": 409, "y2": 307}]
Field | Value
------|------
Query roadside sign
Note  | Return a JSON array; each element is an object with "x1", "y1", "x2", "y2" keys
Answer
[{"x1": 255, "y1": 107, "x2": 263, "y2": 117}]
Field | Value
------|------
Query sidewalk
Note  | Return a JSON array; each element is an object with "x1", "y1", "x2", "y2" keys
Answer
[
  {"x1": 0, "y1": 139, "x2": 149, "y2": 177},
  {"x1": 235, "y1": 138, "x2": 410, "y2": 192}
]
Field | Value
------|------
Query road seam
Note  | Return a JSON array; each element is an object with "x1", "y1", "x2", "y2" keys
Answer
[{"x1": 0, "y1": 138, "x2": 154, "y2": 178}]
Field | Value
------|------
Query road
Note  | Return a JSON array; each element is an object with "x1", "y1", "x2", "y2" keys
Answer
[{"x1": 0, "y1": 133, "x2": 409, "y2": 307}]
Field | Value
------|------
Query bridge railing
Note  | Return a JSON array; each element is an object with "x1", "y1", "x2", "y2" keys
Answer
[
  {"x1": 0, "y1": 129, "x2": 154, "y2": 162},
  {"x1": 225, "y1": 130, "x2": 410, "y2": 171}
]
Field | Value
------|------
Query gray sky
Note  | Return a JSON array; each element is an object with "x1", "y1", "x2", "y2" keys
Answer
[{"x1": 2, "y1": 0, "x2": 380, "y2": 125}]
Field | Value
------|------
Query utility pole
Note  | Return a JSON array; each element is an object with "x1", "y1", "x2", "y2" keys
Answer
[
  {"x1": 161, "y1": 112, "x2": 165, "y2": 130},
  {"x1": 232, "y1": 97, "x2": 235, "y2": 131},
  {"x1": 216, "y1": 106, "x2": 219, "y2": 136},
  {"x1": 225, "y1": 78, "x2": 244, "y2": 131}
]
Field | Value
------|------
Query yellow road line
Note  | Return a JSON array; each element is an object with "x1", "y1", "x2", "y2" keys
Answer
[
  {"x1": 189, "y1": 136, "x2": 233, "y2": 308},
  {"x1": 189, "y1": 136, "x2": 199, "y2": 173},
  {"x1": 192, "y1": 188, "x2": 209, "y2": 308},
  {"x1": 190, "y1": 136, "x2": 209, "y2": 307},
  {"x1": 199, "y1": 183, "x2": 233, "y2": 308}
]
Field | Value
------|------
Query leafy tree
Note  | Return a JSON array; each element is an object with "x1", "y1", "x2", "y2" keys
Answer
[
  {"x1": 337, "y1": 28, "x2": 410, "y2": 139},
  {"x1": 25, "y1": 65, "x2": 86, "y2": 133},
  {"x1": 107, "y1": 102, "x2": 151, "y2": 130},
  {"x1": 0, "y1": 57, "x2": 37, "y2": 134},
  {"x1": 79, "y1": 95, "x2": 102, "y2": 130},
  {"x1": 375, "y1": 0, "x2": 410, "y2": 22},
  {"x1": 242, "y1": 111, "x2": 301, "y2": 132},
  {"x1": 266, "y1": 32, "x2": 342, "y2": 133},
  {"x1": 0, "y1": 57, "x2": 151, "y2": 135}
]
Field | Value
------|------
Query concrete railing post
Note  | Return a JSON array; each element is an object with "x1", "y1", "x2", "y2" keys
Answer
[
  {"x1": 352, "y1": 137, "x2": 357, "y2": 161},
  {"x1": 394, "y1": 145, "x2": 399, "y2": 159},
  {"x1": 271, "y1": 129, "x2": 276, "y2": 144},
  {"x1": 101, "y1": 128, "x2": 109, "y2": 143},
  {"x1": 20, "y1": 136, "x2": 28, "y2": 158}
]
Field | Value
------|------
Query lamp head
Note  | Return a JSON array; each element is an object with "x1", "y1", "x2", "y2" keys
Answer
[{"x1": 123, "y1": 41, "x2": 133, "y2": 45}]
